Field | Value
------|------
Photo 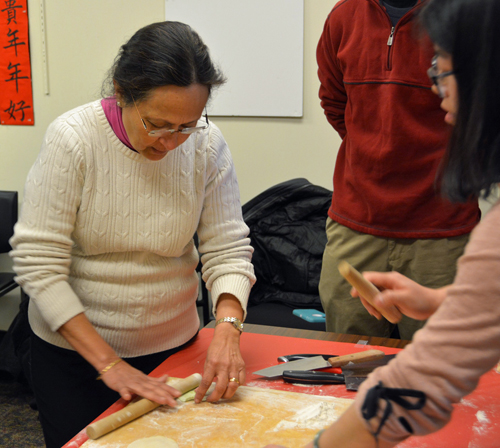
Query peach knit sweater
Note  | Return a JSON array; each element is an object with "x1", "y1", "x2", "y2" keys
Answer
[{"x1": 355, "y1": 199, "x2": 500, "y2": 444}]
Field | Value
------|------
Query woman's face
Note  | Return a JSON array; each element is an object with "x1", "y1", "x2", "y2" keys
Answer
[
  {"x1": 119, "y1": 84, "x2": 209, "y2": 161},
  {"x1": 431, "y1": 50, "x2": 458, "y2": 126}
]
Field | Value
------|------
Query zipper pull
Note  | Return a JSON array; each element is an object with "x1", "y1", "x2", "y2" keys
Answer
[{"x1": 387, "y1": 27, "x2": 395, "y2": 46}]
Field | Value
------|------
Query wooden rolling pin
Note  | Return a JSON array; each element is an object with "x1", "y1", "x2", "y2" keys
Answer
[
  {"x1": 327, "y1": 349, "x2": 385, "y2": 367},
  {"x1": 86, "y1": 373, "x2": 202, "y2": 440},
  {"x1": 338, "y1": 260, "x2": 401, "y2": 323}
]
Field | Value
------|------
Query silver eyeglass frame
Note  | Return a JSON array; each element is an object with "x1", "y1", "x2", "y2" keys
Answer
[
  {"x1": 427, "y1": 56, "x2": 455, "y2": 99},
  {"x1": 132, "y1": 97, "x2": 209, "y2": 137}
]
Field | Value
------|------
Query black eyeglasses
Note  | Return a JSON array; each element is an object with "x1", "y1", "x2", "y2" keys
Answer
[
  {"x1": 132, "y1": 97, "x2": 209, "y2": 137},
  {"x1": 427, "y1": 56, "x2": 455, "y2": 98}
]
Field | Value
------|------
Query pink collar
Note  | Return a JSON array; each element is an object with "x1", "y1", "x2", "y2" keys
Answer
[{"x1": 101, "y1": 97, "x2": 134, "y2": 150}]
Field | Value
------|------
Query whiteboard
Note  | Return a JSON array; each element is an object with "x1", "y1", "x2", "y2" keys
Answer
[{"x1": 165, "y1": 0, "x2": 304, "y2": 117}]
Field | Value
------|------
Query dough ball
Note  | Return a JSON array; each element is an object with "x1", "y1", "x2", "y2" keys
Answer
[{"x1": 127, "y1": 436, "x2": 178, "y2": 448}]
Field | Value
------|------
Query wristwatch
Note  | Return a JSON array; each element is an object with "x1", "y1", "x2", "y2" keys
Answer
[{"x1": 215, "y1": 317, "x2": 244, "y2": 333}]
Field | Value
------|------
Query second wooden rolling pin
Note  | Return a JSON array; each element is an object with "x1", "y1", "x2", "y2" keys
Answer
[
  {"x1": 86, "y1": 373, "x2": 202, "y2": 440},
  {"x1": 327, "y1": 349, "x2": 385, "y2": 367},
  {"x1": 338, "y1": 260, "x2": 401, "y2": 323}
]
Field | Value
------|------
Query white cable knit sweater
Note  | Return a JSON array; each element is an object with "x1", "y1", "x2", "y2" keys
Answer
[{"x1": 10, "y1": 100, "x2": 255, "y2": 357}]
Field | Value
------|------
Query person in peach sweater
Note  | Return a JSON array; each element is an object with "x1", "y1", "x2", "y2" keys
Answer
[{"x1": 264, "y1": 0, "x2": 500, "y2": 446}]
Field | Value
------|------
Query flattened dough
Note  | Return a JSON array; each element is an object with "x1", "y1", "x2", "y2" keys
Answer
[{"x1": 128, "y1": 436, "x2": 178, "y2": 448}]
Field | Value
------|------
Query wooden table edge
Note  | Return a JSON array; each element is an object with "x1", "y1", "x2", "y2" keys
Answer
[{"x1": 205, "y1": 321, "x2": 410, "y2": 349}]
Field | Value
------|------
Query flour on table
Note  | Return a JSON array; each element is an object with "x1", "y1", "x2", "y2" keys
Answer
[
  {"x1": 127, "y1": 436, "x2": 178, "y2": 448},
  {"x1": 459, "y1": 398, "x2": 477, "y2": 409},
  {"x1": 273, "y1": 401, "x2": 345, "y2": 431},
  {"x1": 472, "y1": 411, "x2": 491, "y2": 436},
  {"x1": 79, "y1": 386, "x2": 353, "y2": 448}
]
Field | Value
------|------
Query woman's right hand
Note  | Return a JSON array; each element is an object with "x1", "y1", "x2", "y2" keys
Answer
[
  {"x1": 58, "y1": 313, "x2": 181, "y2": 406},
  {"x1": 351, "y1": 271, "x2": 448, "y2": 321},
  {"x1": 100, "y1": 360, "x2": 181, "y2": 406}
]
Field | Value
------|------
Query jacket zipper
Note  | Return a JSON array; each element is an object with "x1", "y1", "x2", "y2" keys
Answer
[
  {"x1": 387, "y1": 26, "x2": 395, "y2": 71},
  {"x1": 381, "y1": 0, "x2": 424, "y2": 71}
]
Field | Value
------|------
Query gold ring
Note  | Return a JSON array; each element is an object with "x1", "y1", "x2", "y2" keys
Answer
[{"x1": 229, "y1": 377, "x2": 240, "y2": 384}]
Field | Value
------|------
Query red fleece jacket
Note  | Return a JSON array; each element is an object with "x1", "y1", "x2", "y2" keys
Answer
[{"x1": 317, "y1": 0, "x2": 480, "y2": 238}]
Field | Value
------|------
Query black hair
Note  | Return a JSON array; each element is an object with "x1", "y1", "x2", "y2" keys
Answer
[
  {"x1": 420, "y1": 0, "x2": 500, "y2": 202},
  {"x1": 102, "y1": 21, "x2": 226, "y2": 105}
]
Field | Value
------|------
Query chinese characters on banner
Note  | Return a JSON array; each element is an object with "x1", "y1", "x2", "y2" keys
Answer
[{"x1": 0, "y1": 0, "x2": 34, "y2": 126}]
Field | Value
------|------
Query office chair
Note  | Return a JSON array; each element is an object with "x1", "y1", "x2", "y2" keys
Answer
[
  {"x1": 0, "y1": 191, "x2": 19, "y2": 299},
  {"x1": 0, "y1": 191, "x2": 32, "y2": 386}
]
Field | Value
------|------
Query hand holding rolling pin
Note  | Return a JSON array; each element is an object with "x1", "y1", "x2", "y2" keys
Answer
[
  {"x1": 340, "y1": 262, "x2": 448, "y2": 322},
  {"x1": 58, "y1": 313, "x2": 182, "y2": 408},
  {"x1": 86, "y1": 374, "x2": 202, "y2": 440},
  {"x1": 98, "y1": 360, "x2": 182, "y2": 407}
]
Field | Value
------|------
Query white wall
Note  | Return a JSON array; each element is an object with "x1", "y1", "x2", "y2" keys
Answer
[
  {"x1": 215, "y1": 1, "x2": 340, "y2": 203},
  {"x1": 0, "y1": 0, "x2": 495, "y2": 330},
  {"x1": 1, "y1": 0, "x2": 339, "y2": 206},
  {"x1": 0, "y1": 0, "x2": 341, "y2": 329}
]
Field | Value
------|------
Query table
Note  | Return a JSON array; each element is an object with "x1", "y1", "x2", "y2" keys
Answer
[{"x1": 64, "y1": 324, "x2": 499, "y2": 448}]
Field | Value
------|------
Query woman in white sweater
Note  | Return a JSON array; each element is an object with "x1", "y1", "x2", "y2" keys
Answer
[{"x1": 10, "y1": 21, "x2": 255, "y2": 448}]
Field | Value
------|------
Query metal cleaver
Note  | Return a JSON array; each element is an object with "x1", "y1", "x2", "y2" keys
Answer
[{"x1": 253, "y1": 349, "x2": 385, "y2": 378}]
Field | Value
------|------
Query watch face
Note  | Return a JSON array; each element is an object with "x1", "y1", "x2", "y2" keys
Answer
[{"x1": 231, "y1": 319, "x2": 243, "y2": 332}]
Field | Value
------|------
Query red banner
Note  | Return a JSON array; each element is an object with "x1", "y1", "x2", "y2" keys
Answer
[{"x1": 0, "y1": 0, "x2": 34, "y2": 126}]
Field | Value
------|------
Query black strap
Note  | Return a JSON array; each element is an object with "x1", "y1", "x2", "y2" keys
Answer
[{"x1": 361, "y1": 381, "x2": 426, "y2": 443}]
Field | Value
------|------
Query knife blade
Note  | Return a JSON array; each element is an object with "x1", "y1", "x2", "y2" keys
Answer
[
  {"x1": 253, "y1": 349, "x2": 385, "y2": 377},
  {"x1": 277, "y1": 354, "x2": 337, "y2": 363},
  {"x1": 253, "y1": 356, "x2": 331, "y2": 377}
]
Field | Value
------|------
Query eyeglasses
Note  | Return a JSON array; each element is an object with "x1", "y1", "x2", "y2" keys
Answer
[
  {"x1": 132, "y1": 98, "x2": 209, "y2": 137},
  {"x1": 427, "y1": 56, "x2": 455, "y2": 98}
]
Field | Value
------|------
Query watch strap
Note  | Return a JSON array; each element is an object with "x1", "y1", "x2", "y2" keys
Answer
[{"x1": 215, "y1": 317, "x2": 244, "y2": 333}]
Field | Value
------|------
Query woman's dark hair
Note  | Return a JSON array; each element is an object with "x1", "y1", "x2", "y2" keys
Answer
[
  {"x1": 102, "y1": 21, "x2": 226, "y2": 104},
  {"x1": 420, "y1": 0, "x2": 500, "y2": 202}
]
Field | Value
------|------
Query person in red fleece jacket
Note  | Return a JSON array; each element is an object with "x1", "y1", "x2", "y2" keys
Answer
[{"x1": 316, "y1": 0, "x2": 480, "y2": 340}]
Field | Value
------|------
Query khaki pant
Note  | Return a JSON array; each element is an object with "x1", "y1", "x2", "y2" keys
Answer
[{"x1": 319, "y1": 219, "x2": 470, "y2": 340}]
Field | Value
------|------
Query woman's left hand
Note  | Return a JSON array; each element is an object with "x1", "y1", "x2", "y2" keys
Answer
[{"x1": 194, "y1": 319, "x2": 245, "y2": 403}]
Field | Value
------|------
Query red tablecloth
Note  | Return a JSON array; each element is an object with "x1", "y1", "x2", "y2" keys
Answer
[{"x1": 64, "y1": 328, "x2": 500, "y2": 448}]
